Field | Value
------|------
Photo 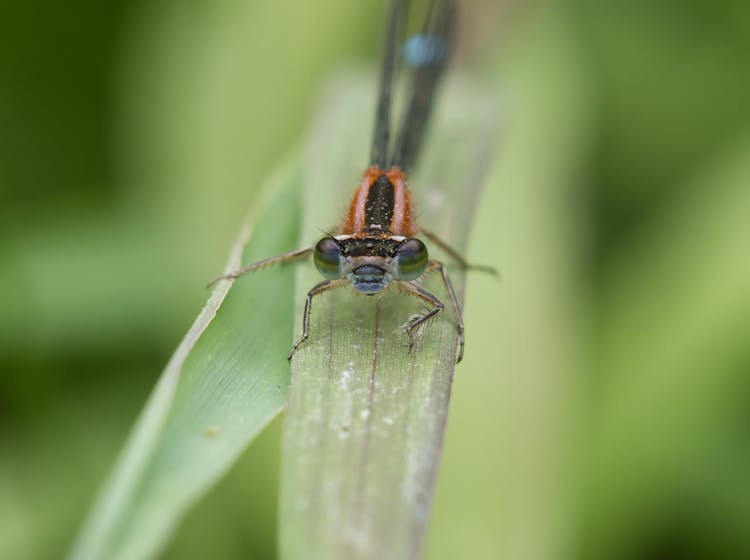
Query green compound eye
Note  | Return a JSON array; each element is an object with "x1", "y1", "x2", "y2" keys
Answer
[
  {"x1": 395, "y1": 238, "x2": 428, "y2": 281},
  {"x1": 313, "y1": 237, "x2": 342, "y2": 279}
]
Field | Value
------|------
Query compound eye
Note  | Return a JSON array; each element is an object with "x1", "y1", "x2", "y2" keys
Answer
[
  {"x1": 395, "y1": 238, "x2": 428, "y2": 281},
  {"x1": 313, "y1": 237, "x2": 342, "y2": 279}
]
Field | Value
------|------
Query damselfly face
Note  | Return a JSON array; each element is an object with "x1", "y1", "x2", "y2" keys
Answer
[{"x1": 313, "y1": 235, "x2": 429, "y2": 294}]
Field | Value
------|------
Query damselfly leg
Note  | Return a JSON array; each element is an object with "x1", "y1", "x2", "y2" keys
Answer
[
  {"x1": 287, "y1": 278, "x2": 348, "y2": 362},
  {"x1": 397, "y1": 258, "x2": 466, "y2": 363},
  {"x1": 420, "y1": 228, "x2": 498, "y2": 275},
  {"x1": 208, "y1": 246, "x2": 313, "y2": 288}
]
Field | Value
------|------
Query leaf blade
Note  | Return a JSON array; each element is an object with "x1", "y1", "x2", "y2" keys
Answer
[
  {"x1": 71, "y1": 162, "x2": 302, "y2": 560},
  {"x1": 279, "y1": 73, "x2": 499, "y2": 559}
]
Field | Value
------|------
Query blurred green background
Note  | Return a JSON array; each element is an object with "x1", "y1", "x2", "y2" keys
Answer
[{"x1": 2, "y1": 0, "x2": 749, "y2": 559}]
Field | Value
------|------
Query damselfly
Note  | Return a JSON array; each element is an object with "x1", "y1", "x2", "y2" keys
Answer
[{"x1": 215, "y1": 0, "x2": 494, "y2": 363}]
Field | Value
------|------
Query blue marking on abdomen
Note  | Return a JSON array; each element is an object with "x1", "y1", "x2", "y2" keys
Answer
[{"x1": 402, "y1": 34, "x2": 447, "y2": 67}]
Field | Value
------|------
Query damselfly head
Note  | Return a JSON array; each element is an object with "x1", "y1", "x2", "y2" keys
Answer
[{"x1": 313, "y1": 235, "x2": 429, "y2": 294}]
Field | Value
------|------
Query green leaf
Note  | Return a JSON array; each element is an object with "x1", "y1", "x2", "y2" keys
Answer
[
  {"x1": 70, "y1": 162, "x2": 302, "y2": 560},
  {"x1": 279, "y1": 73, "x2": 499, "y2": 559}
]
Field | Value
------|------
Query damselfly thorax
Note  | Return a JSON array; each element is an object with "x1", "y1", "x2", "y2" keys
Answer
[
  {"x1": 343, "y1": 166, "x2": 416, "y2": 237},
  {"x1": 323, "y1": 166, "x2": 421, "y2": 295}
]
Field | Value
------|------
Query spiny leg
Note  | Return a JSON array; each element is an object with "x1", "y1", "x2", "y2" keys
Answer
[
  {"x1": 425, "y1": 259, "x2": 466, "y2": 363},
  {"x1": 397, "y1": 281, "x2": 445, "y2": 355},
  {"x1": 420, "y1": 227, "x2": 497, "y2": 276},
  {"x1": 288, "y1": 278, "x2": 348, "y2": 362},
  {"x1": 208, "y1": 246, "x2": 313, "y2": 288}
]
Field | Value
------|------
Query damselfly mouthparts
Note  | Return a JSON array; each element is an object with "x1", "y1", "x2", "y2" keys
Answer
[{"x1": 214, "y1": 0, "x2": 495, "y2": 363}]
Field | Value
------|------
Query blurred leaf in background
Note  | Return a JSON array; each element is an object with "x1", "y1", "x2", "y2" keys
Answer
[{"x1": 1, "y1": 0, "x2": 749, "y2": 559}]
